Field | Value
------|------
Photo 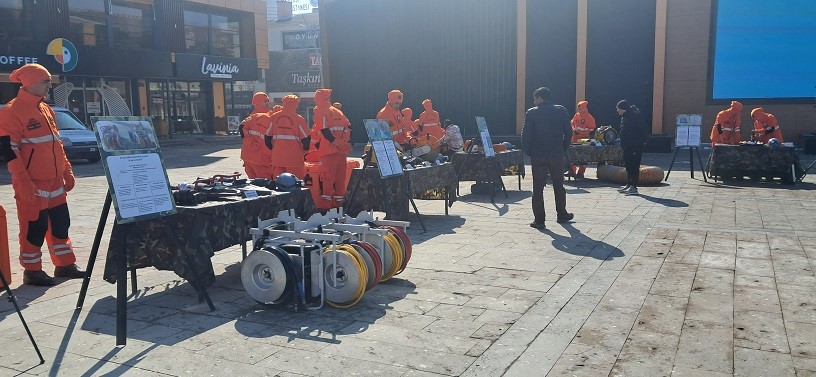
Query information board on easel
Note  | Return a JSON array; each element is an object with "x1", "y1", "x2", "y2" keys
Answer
[
  {"x1": 364, "y1": 119, "x2": 404, "y2": 178},
  {"x1": 475, "y1": 116, "x2": 495, "y2": 157},
  {"x1": 675, "y1": 114, "x2": 702, "y2": 147},
  {"x1": 666, "y1": 114, "x2": 707, "y2": 182},
  {"x1": 92, "y1": 116, "x2": 177, "y2": 223}
]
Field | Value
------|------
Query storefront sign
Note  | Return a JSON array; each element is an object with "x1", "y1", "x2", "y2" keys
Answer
[
  {"x1": 175, "y1": 53, "x2": 258, "y2": 81},
  {"x1": 0, "y1": 41, "x2": 173, "y2": 78},
  {"x1": 267, "y1": 50, "x2": 323, "y2": 91},
  {"x1": 283, "y1": 30, "x2": 320, "y2": 50}
]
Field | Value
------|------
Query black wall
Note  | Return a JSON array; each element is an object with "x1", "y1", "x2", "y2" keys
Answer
[
  {"x1": 586, "y1": 0, "x2": 656, "y2": 129},
  {"x1": 525, "y1": 1, "x2": 578, "y2": 113},
  {"x1": 323, "y1": 0, "x2": 518, "y2": 142}
]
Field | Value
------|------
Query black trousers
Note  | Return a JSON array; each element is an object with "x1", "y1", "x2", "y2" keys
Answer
[
  {"x1": 530, "y1": 157, "x2": 567, "y2": 223},
  {"x1": 623, "y1": 145, "x2": 644, "y2": 186}
]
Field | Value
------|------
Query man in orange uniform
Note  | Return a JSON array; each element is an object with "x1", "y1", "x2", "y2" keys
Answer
[
  {"x1": 569, "y1": 101, "x2": 596, "y2": 178},
  {"x1": 239, "y1": 92, "x2": 274, "y2": 178},
  {"x1": 266, "y1": 94, "x2": 311, "y2": 178},
  {"x1": 377, "y1": 90, "x2": 409, "y2": 146},
  {"x1": 417, "y1": 99, "x2": 445, "y2": 140},
  {"x1": 0, "y1": 64, "x2": 85, "y2": 286},
  {"x1": 710, "y1": 100, "x2": 743, "y2": 146},
  {"x1": 750, "y1": 108, "x2": 783, "y2": 144},
  {"x1": 313, "y1": 89, "x2": 352, "y2": 204}
]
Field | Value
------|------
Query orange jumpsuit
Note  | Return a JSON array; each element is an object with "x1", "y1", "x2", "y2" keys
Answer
[
  {"x1": 377, "y1": 90, "x2": 408, "y2": 145},
  {"x1": 401, "y1": 108, "x2": 419, "y2": 135},
  {"x1": 710, "y1": 101, "x2": 743, "y2": 146},
  {"x1": 0, "y1": 89, "x2": 77, "y2": 271},
  {"x1": 267, "y1": 95, "x2": 310, "y2": 178},
  {"x1": 418, "y1": 99, "x2": 445, "y2": 140},
  {"x1": 240, "y1": 93, "x2": 274, "y2": 179},
  {"x1": 312, "y1": 89, "x2": 352, "y2": 204},
  {"x1": 570, "y1": 101, "x2": 597, "y2": 176},
  {"x1": 750, "y1": 108, "x2": 783, "y2": 144}
]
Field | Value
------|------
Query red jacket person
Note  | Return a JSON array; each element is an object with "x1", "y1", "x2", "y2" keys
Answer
[
  {"x1": 0, "y1": 63, "x2": 86, "y2": 286},
  {"x1": 239, "y1": 92, "x2": 274, "y2": 178},
  {"x1": 750, "y1": 108, "x2": 783, "y2": 144},
  {"x1": 267, "y1": 94, "x2": 311, "y2": 178},
  {"x1": 312, "y1": 89, "x2": 352, "y2": 204},
  {"x1": 711, "y1": 101, "x2": 743, "y2": 146}
]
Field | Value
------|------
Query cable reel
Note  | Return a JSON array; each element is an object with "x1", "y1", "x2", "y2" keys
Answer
[
  {"x1": 351, "y1": 241, "x2": 383, "y2": 291},
  {"x1": 380, "y1": 233, "x2": 403, "y2": 281},
  {"x1": 382, "y1": 226, "x2": 412, "y2": 274},
  {"x1": 241, "y1": 245, "x2": 297, "y2": 306},
  {"x1": 322, "y1": 244, "x2": 368, "y2": 308}
]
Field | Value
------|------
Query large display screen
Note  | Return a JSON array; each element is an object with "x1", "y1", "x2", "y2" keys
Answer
[{"x1": 710, "y1": 0, "x2": 816, "y2": 101}]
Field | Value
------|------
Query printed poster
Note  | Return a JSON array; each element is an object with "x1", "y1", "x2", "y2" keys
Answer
[
  {"x1": 364, "y1": 119, "x2": 403, "y2": 178},
  {"x1": 91, "y1": 116, "x2": 177, "y2": 224}
]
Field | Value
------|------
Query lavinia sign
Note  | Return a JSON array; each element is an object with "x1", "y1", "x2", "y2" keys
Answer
[{"x1": 201, "y1": 56, "x2": 240, "y2": 79}]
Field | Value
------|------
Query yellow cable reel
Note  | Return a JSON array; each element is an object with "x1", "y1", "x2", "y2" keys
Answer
[
  {"x1": 380, "y1": 233, "x2": 403, "y2": 281},
  {"x1": 322, "y1": 244, "x2": 368, "y2": 308}
]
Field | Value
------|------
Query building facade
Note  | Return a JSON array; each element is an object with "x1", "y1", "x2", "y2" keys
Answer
[
  {"x1": 320, "y1": 0, "x2": 815, "y2": 145},
  {"x1": 0, "y1": 0, "x2": 269, "y2": 137}
]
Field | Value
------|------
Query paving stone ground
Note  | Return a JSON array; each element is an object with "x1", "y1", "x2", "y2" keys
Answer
[{"x1": 1, "y1": 136, "x2": 815, "y2": 376}]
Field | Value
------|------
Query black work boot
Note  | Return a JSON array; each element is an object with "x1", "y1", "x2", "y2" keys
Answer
[
  {"x1": 23, "y1": 270, "x2": 56, "y2": 286},
  {"x1": 54, "y1": 264, "x2": 86, "y2": 279}
]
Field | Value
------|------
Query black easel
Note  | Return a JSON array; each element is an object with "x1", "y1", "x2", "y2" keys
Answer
[
  {"x1": 346, "y1": 153, "x2": 427, "y2": 232},
  {"x1": 76, "y1": 191, "x2": 215, "y2": 346},
  {"x1": 665, "y1": 145, "x2": 707, "y2": 182},
  {"x1": 454, "y1": 142, "x2": 509, "y2": 202},
  {"x1": 0, "y1": 271, "x2": 45, "y2": 364}
]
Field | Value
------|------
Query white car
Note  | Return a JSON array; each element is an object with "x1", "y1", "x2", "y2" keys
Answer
[{"x1": 0, "y1": 104, "x2": 101, "y2": 163}]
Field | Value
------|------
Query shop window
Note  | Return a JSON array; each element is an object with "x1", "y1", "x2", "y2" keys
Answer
[
  {"x1": 110, "y1": 0, "x2": 153, "y2": 50},
  {"x1": 0, "y1": 0, "x2": 34, "y2": 41},
  {"x1": 68, "y1": 0, "x2": 108, "y2": 47},
  {"x1": 183, "y1": 9, "x2": 243, "y2": 57}
]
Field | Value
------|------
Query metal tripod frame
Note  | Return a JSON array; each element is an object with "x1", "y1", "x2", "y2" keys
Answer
[{"x1": 0, "y1": 271, "x2": 45, "y2": 365}]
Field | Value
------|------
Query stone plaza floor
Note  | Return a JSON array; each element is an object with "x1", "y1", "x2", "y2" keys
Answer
[{"x1": 1, "y1": 137, "x2": 815, "y2": 376}]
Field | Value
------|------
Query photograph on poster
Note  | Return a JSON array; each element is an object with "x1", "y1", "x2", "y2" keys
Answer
[{"x1": 96, "y1": 121, "x2": 158, "y2": 152}]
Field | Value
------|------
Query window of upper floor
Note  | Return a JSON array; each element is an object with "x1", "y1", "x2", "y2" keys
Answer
[
  {"x1": 0, "y1": 0, "x2": 35, "y2": 41},
  {"x1": 68, "y1": 0, "x2": 153, "y2": 50},
  {"x1": 184, "y1": 9, "x2": 242, "y2": 58}
]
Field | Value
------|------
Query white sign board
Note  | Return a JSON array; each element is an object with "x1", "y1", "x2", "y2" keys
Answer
[
  {"x1": 92, "y1": 117, "x2": 176, "y2": 224},
  {"x1": 364, "y1": 119, "x2": 403, "y2": 178},
  {"x1": 475, "y1": 116, "x2": 495, "y2": 157},
  {"x1": 86, "y1": 102, "x2": 101, "y2": 114},
  {"x1": 227, "y1": 116, "x2": 240, "y2": 132},
  {"x1": 675, "y1": 114, "x2": 702, "y2": 147}
]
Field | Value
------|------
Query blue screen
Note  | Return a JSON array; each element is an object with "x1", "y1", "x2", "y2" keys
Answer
[{"x1": 711, "y1": 0, "x2": 816, "y2": 100}]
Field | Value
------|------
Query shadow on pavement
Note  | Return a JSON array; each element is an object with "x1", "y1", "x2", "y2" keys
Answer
[
  {"x1": 638, "y1": 194, "x2": 689, "y2": 207},
  {"x1": 541, "y1": 223, "x2": 624, "y2": 260}
]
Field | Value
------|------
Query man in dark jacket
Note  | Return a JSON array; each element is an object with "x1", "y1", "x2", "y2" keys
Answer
[
  {"x1": 521, "y1": 87, "x2": 574, "y2": 229},
  {"x1": 616, "y1": 100, "x2": 650, "y2": 195}
]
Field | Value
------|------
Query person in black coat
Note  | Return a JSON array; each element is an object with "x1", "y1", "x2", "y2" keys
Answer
[
  {"x1": 521, "y1": 87, "x2": 574, "y2": 229},
  {"x1": 616, "y1": 100, "x2": 650, "y2": 195}
]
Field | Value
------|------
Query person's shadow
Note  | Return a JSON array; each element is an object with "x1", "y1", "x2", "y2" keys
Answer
[{"x1": 540, "y1": 222, "x2": 624, "y2": 260}]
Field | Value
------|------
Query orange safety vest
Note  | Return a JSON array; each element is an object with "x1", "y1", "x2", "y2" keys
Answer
[
  {"x1": 570, "y1": 112, "x2": 597, "y2": 142},
  {"x1": 753, "y1": 113, "x2": 783, "y2": 143},
  {"x1": 314, "y1": 105, "x2": 352, "y2": 156},
  {"x1": 240, "y1": 110, "x2": 273, "y2": 165},
  {"x1": 0, "y1": 89, "x2": 71, "y2": 182},
  {"x1": 711, "y1": 108, "x2": 742, "y2": 146},
  {"x1": 268, "y1": 108, "x2": 310, "y2": 168},
  {"x1": 377, "y1": 105, "x2": 408, "y2": 144}
]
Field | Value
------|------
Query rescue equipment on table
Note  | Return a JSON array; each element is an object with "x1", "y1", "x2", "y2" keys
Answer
[
  {"x1": 594, "y1": 125, "x2": 618, "y2": 145},
  {"x1": 241, "y1": 209, "x2": 412, "y2": 310},
  {"x1": 171, "y1": 172, "x2": 305, "y2": 205}
]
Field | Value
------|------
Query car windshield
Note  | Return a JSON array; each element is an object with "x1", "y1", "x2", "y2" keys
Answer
[{"x1": 53, "y1": 110, "x2": 90, "y2": 131}]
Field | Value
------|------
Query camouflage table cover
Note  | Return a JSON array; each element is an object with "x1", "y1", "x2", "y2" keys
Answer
[
  {"x1": 706, "y1": 144, "x2": 805, "y2": 183},
  {"x1": 451, "y1": 150, "x2": 526, "y2": 182},
  {"x1": 568, "y1": 145, "x2": 624, "y2": 165},
  {"x1": 344, "y1": 163, "x2": 457, "y2": 220},
  {"x1": 103, "y1": 188, "x2": 315, "y2": 288}
]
